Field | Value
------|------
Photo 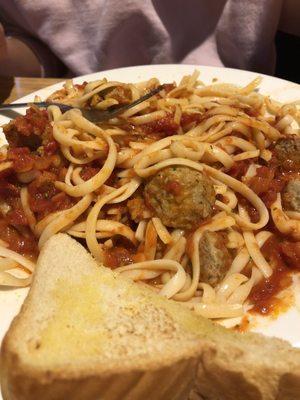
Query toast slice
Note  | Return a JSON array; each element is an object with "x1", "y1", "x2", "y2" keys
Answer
[
  {"x1": 1, "y1": 234, "x2": 300, "y2": 400},
  {"x1": 0, "y1": 233, "x2": 206, "y2": 400}
]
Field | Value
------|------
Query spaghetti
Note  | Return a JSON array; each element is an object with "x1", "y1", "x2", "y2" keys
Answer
[{"x1": 0, "y1": 71, "x2": 299, "y2": 323}]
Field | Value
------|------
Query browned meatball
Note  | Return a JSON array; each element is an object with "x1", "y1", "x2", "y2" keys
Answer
[
  {"x1": 144, "y1": 166, "x2": 215, "y2": 229},
  {"x1": 199, "y1": 231, "x2": 232, "y2": 287},
  {"x1": 283, "y1": 180, "x2": 300, "y2": 212},
  {"x1": 274, "y1": 137, "x2": 300, "y2": 171}
]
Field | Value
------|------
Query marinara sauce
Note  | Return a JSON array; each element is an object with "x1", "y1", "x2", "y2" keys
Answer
[
  {"x1": 249, "y1": 236, "x2": 299, "y2": 316},
  {"x1": 0, "y1": 107, "x2": 74, "y2": 259}
]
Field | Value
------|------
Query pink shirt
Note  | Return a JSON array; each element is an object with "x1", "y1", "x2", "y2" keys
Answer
[{"x1": 0, "y1": 0, "x2": 283, "y2": 77}]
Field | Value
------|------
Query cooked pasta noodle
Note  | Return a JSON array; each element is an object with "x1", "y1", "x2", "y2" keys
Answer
[{"x1": 0, "y1": 70, "x2": 299, "y2": 323}]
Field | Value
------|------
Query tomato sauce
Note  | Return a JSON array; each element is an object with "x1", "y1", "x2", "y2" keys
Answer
[
  {"x1": 248, "y1": 166, "x2": 288, "y2": 208},
  {"x1": 235, "y1": 316, "x2": 251, "y2": 332},
  {"x1": 28, "y1": 173, "x2": 75, "y2": 219},
  {"x1": 6, "y1": 209, "x2": 28, "y2": 226},
  {"x1": 1, "y1": 108, "x2": 75, "y2": 230},
  {"x1": 248, "y1": 166, "x2": 275, "y2": 195},
  {"x1": 44, "y1": 141, "x2": 59, "y2": 155},
  {"x1": 0, "y1": 180, "x2": 19, "y2": 198},
  {"x1": 227, "y1": 159, "x2": 255, "y2": 180},
  {"x1": 165, "y1": 180, "x2": 182, "y2": 196},
  {"x1": 141, "y1": 113, "x2": 179, "y2": 137},
  {"x1": 249, "y1": 236, "x2": 296, "y2": 315},
  {"x1": 8, "y1": 147, "x2": 35, "y2": 172},
  {"x1": 181, "y1": 113, "x2": 202, "y2": 128},
  {"x1": 75, "y1": 82, "x2": 88, "y2": 90},
  {"x1": 0, "y1": 98, "x2": 299, "y2": 324},
  {"x1": 280, "y1": 241, "x2": 300, "y2": 269},
  {"x1": 0, "y1": 219, "x2": 38, "y2": 257},
  {"x1": 3, "y1": 107, "x2": 53, "y2": 149},
  {"x1": 80, "y1": 166, "x2": 100, "y2": 181},
  {"x1": 103, "y1": 246, "x2": 134, "y2": 268},
  {"x1": 127, "y1": 196, "x2": 152, "y2": 222},
  {"x1": 237, "y1": 197, "x2": 260, "y2": 223},
  {"x1": 161, "y1": 83, "x2": 176, "y2": 93},
  {"x1": 141, "y1": 113, "x2": 203, "y2": 140}
]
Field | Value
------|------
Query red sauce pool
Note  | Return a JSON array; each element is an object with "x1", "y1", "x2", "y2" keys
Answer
[{"x1": 249, "y1": 237, "x2": 294, "y2": 316}]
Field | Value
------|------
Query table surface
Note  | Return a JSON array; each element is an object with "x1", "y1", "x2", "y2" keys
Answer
[{"x1": 0, "y1": 76, "x2": 64, "y2": 103}]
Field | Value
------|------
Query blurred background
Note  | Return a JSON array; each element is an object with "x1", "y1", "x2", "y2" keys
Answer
[
  {"x1": 276, "y1": 0, "x2": 299, "y2": 83},
  {"x1": 0, "y1": 0, "x2": 299, "y2": 83}
]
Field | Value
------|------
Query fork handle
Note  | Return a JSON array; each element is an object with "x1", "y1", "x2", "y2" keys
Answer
[
  {"x1": 0, "y1": 102, "x2": 46, "y2": 110},
  {"x1": 0, "y1": 102, "x2": 72, "y2": 112},
  {"x1": 0, "y1": 85, "x2": 164, "y2": 116}
]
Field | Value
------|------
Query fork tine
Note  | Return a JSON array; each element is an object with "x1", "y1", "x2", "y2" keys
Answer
[
  {"x1": 0, "y1": 85, "x2": 164, "y2": 123},
  {"x1": 85, "y1": 85, "x2": 164, "y2": 123}
]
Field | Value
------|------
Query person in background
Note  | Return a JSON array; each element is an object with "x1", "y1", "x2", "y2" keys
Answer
[{"x1": 0, "y1": 0, "x2": 298, "y2": 78}]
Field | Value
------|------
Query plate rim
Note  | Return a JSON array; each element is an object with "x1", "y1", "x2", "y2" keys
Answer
[
  {"x1": 9, "y1": 63, "x2": 300, "y2": 106},
  {"x1": 0, "y1": 63, "x2": 300, "y2": 350}
]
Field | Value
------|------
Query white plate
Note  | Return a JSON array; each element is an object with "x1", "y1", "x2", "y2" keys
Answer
[{"x1": 0, "y1": 65, "x2": 300, "y2": 368}]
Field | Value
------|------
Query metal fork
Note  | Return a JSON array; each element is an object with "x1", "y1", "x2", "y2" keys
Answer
[{"x1": 0, "y1": 85, "x2": 164, "y2": 123}]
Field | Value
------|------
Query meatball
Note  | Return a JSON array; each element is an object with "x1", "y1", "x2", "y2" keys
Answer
[
  {"x1": 144, "y1": 166, "x2": 215, "y2": 229},
  {"x1": 273, "y1": 137, "x2": 300, "y2": 171},
  {"x1": 199, "y1": 231, "x2": 232, "y2": 287},
  {"x1": 283, "y1": 180, "x2": 300, "y2": 212}
]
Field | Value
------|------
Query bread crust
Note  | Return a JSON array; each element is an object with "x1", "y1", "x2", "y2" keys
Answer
[
  {"x1": 1, "y1": 343, "x2": 198, "y2": 400},
  {"x1": 192, "y1": 345, "x2": 300, "y2": 400}
]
